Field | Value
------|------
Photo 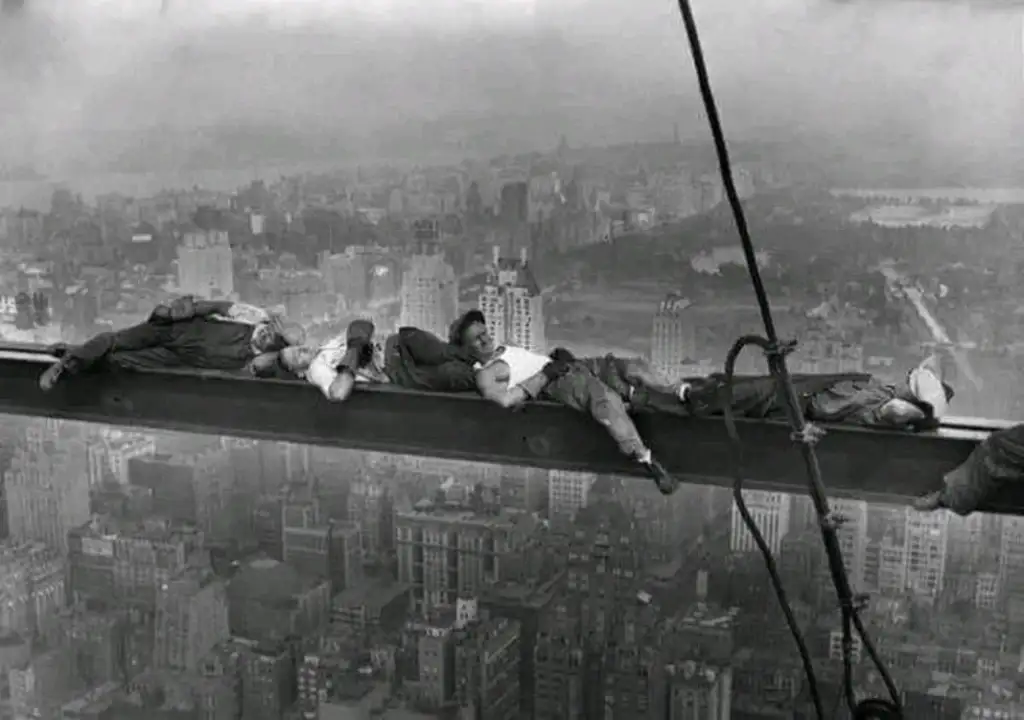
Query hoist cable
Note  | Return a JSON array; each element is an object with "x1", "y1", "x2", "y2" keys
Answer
[{"x1": 672, "y1": 1, "x2": 903, "y2": 717}]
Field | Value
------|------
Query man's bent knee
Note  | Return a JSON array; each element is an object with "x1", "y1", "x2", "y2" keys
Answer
[{"x1": 590, "y1": 391, "x2": 646, "y2": 458}]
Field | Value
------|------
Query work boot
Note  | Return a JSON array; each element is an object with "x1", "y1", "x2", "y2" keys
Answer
[{"x1": 643, "y1": 455, "x2": 678, "y2": 496}]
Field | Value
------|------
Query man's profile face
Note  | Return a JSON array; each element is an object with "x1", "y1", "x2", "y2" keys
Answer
[
  {"x1": 280, "y1": 345, "x2": 318, "y2": 373},
  {"x1": 462, "y1": 321, "x2": 494, "y2": 362}
]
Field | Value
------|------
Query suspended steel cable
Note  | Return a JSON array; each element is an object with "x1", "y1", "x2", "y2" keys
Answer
[{"x1": 671, "y1": 1, "x2": 903, "y2": 717}]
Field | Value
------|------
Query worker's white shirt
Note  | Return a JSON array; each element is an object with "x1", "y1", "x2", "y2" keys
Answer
[
  {"x1": 305, "y1": 333, "x2": 383, "y2": 398},
  {"x1": 210, "y1": 302, "x2": 270, "y2": 327},
  {"x1": 478, "y1": 345, "x2": 549, "y2": 389}
]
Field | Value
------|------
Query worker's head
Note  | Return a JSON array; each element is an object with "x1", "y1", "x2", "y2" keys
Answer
[
  {"x1": 250, "y1": 351, "x2": 302, "y2": 380},
  {"x1": 278, "y1": 345, "x2": 320, "y2": 374},
  {"x1": 255, "y1": 316, "x2": 307, "y2": 354},
  {"x1": 450, "y1": 310, "x2": 492, "y2": 362}
]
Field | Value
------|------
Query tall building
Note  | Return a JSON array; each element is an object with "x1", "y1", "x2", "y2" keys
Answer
[
  {"x1": 5, "y1": 422, "x2": 90, "y2": 554},
  {"x1": 453, "y1": 614, "x2": 521, "y2": 720},
  {"x1": 0, "y1": 541, "x2": 65, "y2": 640},
  {"x1": 281, "y1": 487, "x2": 363, "y2": 594},
  {"x1": 86, "y1": 431, "x2": 155, "y2": 488},
  {"x1": 651, "y1": 294, "x2": 696, "y2": 382},
  {"x1": 395, "y1": 504, "x2": 538, "y2": 614},
  {"x1": 547, "y1": 471, "x2": 596, "y2": 523},
  {"x1": 9, "y1": 648, "x2": 73, "y2": 720},
  {"x1": 128, "y1": 449, "x2": 236, "y2": 546},
  {"x1": 400, "y1": 249, "x2": 459, "y2": 339},
  {"x1": 68, "y1": 515, "x2": 204, "y2": 610},
  {"x1": 191, "y1": 643, "x2": 241, "y2": 720},
  {"x1": 533, "y1": 490, "x2": 660, "y2": 720},
  {"x1": 665, "y1": 661, "x2": 732, "y2": 719},
  {"x1": 905, "y1": 508, "x2": 949, "y2": 598},
  {"x1": 404, "y1": 613, "x2": 457, "y2": 710},
  {"x1": 227, "y1": 558, "x2": 330, "y2": 646},
  {"x1": 237, "y1": 638, "x2": 293, "y2": 720},
  {"x1": 827, "y1": 498, "x2": 869, "y2": 592},
  {"x1": 177, "y1": 228, "x2": 234, "y2": 298},
  {"x1": 478, "y1": 246, "x2": 545, "y2": 352},
  {"x1": 730, "y1": 491, "x2": 791, "y2": 556},
  {"x1": 66, "y1": 609, "x2": 124, "y2": 687},
  {"x1": 153, "y1": 568, "x2": 230, "y2": 673},
  {"x1": 498, "y1": 181, "x2": 531, "y2": 255}
]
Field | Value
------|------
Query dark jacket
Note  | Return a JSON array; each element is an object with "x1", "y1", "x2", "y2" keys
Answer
[
  {"x1": 70, "y1": 300, "x2": 267, "y2": 374},
  {"x1": 384, "y1": 327, "x2": 476, "y2": 392},
  {"x1": 938, "y1": 423, "x2": 1024, "y2": 515}
]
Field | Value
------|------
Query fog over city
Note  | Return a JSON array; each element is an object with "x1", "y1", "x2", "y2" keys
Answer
[
  {"x1": 1, "y1": 0, "x2": 1022, "y2": 180},
  {"x1": 8, "y1": 0, "x2": 1024, "y2": 718}
]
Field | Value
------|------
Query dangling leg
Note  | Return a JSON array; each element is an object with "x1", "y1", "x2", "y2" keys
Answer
[
  {"x1": 543, "y1": 365, "x2": 679, "y2": 495},
  {"x1": 40, "y1": 322, "x2": 172, "y2": 391}
]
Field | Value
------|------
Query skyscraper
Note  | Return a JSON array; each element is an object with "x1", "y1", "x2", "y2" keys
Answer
[
  {"x1": 905, "y1": 508, "x2": 949, "y2": 599},
  {"x1": 730, "y1": 491, "x2": 791, "y2": 556},
  {"x1": 478, "y1": 246, "x2": 545, "y2": 352},
  {"x1": 547, "y1": 470, "x2": 596, "y2": 523},
  {"x1": 153, "y1": 568, "x2": 230, "y2": 673},
  {"x1": 5, "y1": 421, "x2": 90, "y2": 554},
  {"x1": 651, "y1": 294, "x2": 696, "y2": 382},
  {"x1": 400, "y1": 249, "x2": 459, "y2": 340},
  {"x1": 177, "y1": 228, "x2": 234, "y2": 299}
]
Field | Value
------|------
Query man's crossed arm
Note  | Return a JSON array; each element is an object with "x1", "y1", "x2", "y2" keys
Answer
[{"x1": 475, "y1": 357, "x2": 571, "y2": 409}]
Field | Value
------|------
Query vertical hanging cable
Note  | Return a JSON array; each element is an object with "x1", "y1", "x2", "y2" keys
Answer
[{"x1": 671, "y1": 0, "x2": 903, "y2": 717}]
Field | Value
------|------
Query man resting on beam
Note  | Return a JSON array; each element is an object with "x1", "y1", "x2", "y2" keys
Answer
[
  {"x1": 276, "y1": 311, "x2": 684, "y2": 495},
  {"x1": 38, "y1": 295, "x2": 305, "y2": 390},
  {"x1": 638, "y1": 353, "x2": 954, "y2": 432},
  {"x1": 275, "y1": 319, "x2": 486, "y2": 398},
  {"x1": 913, "y1": 423, "x2": 1024, "y2": 516}
]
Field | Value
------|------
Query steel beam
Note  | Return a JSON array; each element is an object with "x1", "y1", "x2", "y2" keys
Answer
[{"x1": 0, "y1": 345, "x2": 1014, "y2": 513}]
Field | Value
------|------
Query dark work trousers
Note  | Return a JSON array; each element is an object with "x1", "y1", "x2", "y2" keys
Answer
[
  {"x1": 63, "y1": 318, "x2": 257, "y2": 374},
  {"x1": 382, "y1": 327, "x2": 477, "y2": 392},
  {"x1": 64, "y1": 321, "x2": 180, "y2": 374},
  {"x1": 540, "y1": 355, "x2": 676, "y2": 458}
]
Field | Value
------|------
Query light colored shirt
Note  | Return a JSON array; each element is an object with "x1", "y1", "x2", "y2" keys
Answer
[
  {"x1": 210, "y1": 302, "x2": 270, "y2": 327},
  {"x1": 305, "y1": 334, "x2": 386, "y2": 398},
  {"x1": 478, "y1": 346, "x2": 549, "y2": 389},
  {"x1": 208, "y1": 302, "x2": 272, "y2": 356}
]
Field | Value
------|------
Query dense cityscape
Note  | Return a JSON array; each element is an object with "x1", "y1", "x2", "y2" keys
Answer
[
  {"x1": 7, "y1": 1, "x2": 1024, "y2": 720},
  {"x1": 0, "y1": 129, "x2": 1022, "y2": 720}
]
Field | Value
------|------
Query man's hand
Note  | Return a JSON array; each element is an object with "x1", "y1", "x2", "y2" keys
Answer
[
  {"x1": 549, "y1": 347, "x2": 576, "y2": 364},
  {"x1": 150, "y1": 295, "x2": 196, "y2": 324},
  {"x1": 541, "y1": 359, "x2": 572, "y2": 383},
  {"x1": 339, "y1": 319, "x2": 375, "y2": 372}
]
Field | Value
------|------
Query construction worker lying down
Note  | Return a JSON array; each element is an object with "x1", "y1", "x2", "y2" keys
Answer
[
  {"x1": 277, "y1": 311, "x2": 684, "y2": 495},
  {"x1": 913, "y1": 422, "x2": 1024, "y2": 516},
  {"x1": 643, "y1": 353, "x2": 954, "y2": 431},
  {"x1": 38, "y1": 295, "x2": 305, "y2": 390},
  {"x1": 275, "y1": 319, "x2": 480, "y2": 395}
]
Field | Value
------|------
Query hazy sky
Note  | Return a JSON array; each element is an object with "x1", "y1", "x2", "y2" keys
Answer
[{"x1": 1, "y1": 0, "x2": 1022, "y2": 176}]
